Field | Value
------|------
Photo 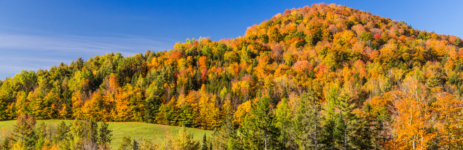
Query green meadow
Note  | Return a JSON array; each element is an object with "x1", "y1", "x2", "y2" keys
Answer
[{"x1": 0, "y1": 120, "x2": 212, "y2": 149}]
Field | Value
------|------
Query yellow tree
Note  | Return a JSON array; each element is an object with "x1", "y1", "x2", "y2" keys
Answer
[
  {"x1": 233, "y1": 100, "x2": 252, "y2": 126},
  {"x1": 197, "y1": 93, "x2": 220, "y2": 129},
  {"x1": 106, "y1": 76, "x2": 131, "y2": 121},
  {"x1": 209, "y1": 95, "x2": 222, "y2": 129},
  {"x1": 185, "y1": 91, "x2": 201, "y2": 113},
  {"x1": 432, "y1": 92, "x2": 463, "y2": 148},
  {"x1": 172, "y1": 127, "x2": 200, "y2": 149},
  {"x1": 71, "y1": 91, "x2": 84, "y2": 119},
  {"x1": 176, "y1": 94, "x2": 187, "y2": 108},
  {"x1": 15, "y1": 91, "x2": 28, "y2": 116},
  {"x1": 58, "y1": 104, "x2": 69, "y2": 120},
  {"x1": 82, "y1": 91, "x2": 106, "y2": 121},
  {"x1": 388, "y1": 76, "x2": 435, "y2": 150}
]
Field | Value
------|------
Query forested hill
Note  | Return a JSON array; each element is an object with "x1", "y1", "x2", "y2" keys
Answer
[{"x1": 1, "y1": 3, "x2": 463, "y2": 149}]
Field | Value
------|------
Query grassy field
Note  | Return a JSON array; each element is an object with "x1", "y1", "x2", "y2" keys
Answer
[{"x1": 0, "y1": 120, "x2": 212, "y2": 149}]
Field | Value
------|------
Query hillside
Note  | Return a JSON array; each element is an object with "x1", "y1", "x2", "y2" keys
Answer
[{"x1": 1, "y1": 3, "x2": 463, "y2": 149}]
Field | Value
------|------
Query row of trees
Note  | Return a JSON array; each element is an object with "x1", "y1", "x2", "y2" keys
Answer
[
  {"x1": 2, "y1": 115, "x2": 112, "y2": 149},
  {"x1": 1, "y1": 3, "x2": 463, "y2": 149},
  {"x1": 208, "y1": 77, "x2": 463, "y2": 149},
  {"x1": 1, "y1": 115, "x2": 205, "y2": 150}
]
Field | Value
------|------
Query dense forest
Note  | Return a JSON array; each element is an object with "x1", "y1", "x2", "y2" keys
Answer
[{"x1": 1, "y1": 3, "x2": 463, "y2": 149}]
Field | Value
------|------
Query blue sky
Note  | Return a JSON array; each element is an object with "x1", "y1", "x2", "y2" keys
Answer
[{"x1": 0, "y1": 0, "x2": 462, "y2": 79}]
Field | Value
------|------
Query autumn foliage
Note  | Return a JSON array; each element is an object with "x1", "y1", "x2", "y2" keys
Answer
[{"x1": 0, "y1": 3, "x2": 463, "y2": 149}]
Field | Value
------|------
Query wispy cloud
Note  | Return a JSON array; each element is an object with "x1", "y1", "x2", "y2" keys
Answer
[
  {"x1": 0, "y1": 33, "x2": 174, "y2": 55},
  {"x1": 0, "y1": 33, "x2": 176, "y2": 79}
]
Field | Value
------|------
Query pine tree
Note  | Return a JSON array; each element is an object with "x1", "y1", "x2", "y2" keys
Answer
[
  {"x1": 144, "y1": 78, "x2": 163, "y2": 123},
  {"x1": 240, "y1": 116, "x2": 259, "y2": 149},
  {"x1": 240, "y1": 96, "x2": 279, "y2": 150},
  {"x1": 333, "y1": 114, "x2": 346, "y2": 149},
  {"x1": 84, "y1": 118, "x2": 99, "y2": 148},
  {"x1": 293, "y1": 91, "x2": 321, "y2": 150},
  {"x1": 54, "y1": 121, "x2": 70, "y2": 148},
  {"x1": 202, "y1": 134, "x2": 208, "y2": 150},
  {"x1": 426, "y1": 74, "x2": 441, "y2": 91},
  {"x1": 133, "y1": 139, "x2": 139, "y2": 150},
  {"x1": 0, "y1": 94, "x2": 8, "y2": 120},
  {"x1": 34, "y1": 123, "x2": 46, "y2": 149},
  {"x1": 335, "y1": 88, "x2": 356, "y2": 149},
  {"x1": 320, "y1": 87, "x2": 338, "y2": 149},
  {"x1": 99, "y1": 120, "x2": 112, "y2": 149},
  {"x1": 274, "y1": 97, "x2": 293, "y2": 149},
  {"x1": 178, "y1": 104, "x2": 195, "y2": 127},
  {"x1": 217, "y1": 101, "x2": 236, "y2": 149},
  {"x1": 143, "y1": 96, "x2": 158, "y2": 123},
  {"x1": 188, "y1": 76, "x2": 194, "y2": 93},
  {"x1": 12, "y1": 114, "x2": 36, "y2": 148},
  {"x1": 349, "y1": 103, "x2": 375, "y2": 149},
  {"x1": 321, "y1": 117, "x2": 336, "y2": 149},
  {"x1": 173, "y1": 127, "x2": 200, "y2": 149},
  {"x1": 156, "y1": 100, "x2": 178, "y2": 125},
  {"x1": 70, "y1": 119, "x2": 84, "y2": 150}
]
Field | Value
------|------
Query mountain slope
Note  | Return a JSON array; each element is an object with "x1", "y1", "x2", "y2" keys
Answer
[{"x1": 1, "y1": 3, "x2": 462, "y2": 149}]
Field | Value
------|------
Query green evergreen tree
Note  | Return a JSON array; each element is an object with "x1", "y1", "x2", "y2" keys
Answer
[
  {"x1": 321, "y1": 117, "x2": 336, "y2": 149},
  {"x1": 195, "y1": 69, "x2": 202, "y2": 86},
  {"x1": 144, "y1": 96, "x2": 161, "y2": 123},
  {"x1": 335, "y1": 88, "x2": 356, "y2": 149},
  {"x1": 35, "y1": 123, "x2": 49, "y2": 149},
  {"x1": 70, "y1": 119, "x2": 84, "y2": 150},
  {"x1": 240, "y1": 96, "x2": 279, "y2": 150},
  {"x1": 294, "y1": 91, "x2": 321, "y2": 150},
  {"x1": 202, "y1": 134, "x2": 208, "y2": 150},
  {"x1": 85, "y1": 118, "x2": 99, "y2": 147},
  {"x1": 0, "y1": 96, "x2": 7, "y2": 120},
  {"x1": 349, "y1": 103, "x2": 376, "y2": 149},
  {"x1": 240, "y1": 116, "x2": 259, "y2": 149},
  {"x1": 375, "y1": 106, "x2": 389, "y2": 149},
  {"x1": 274, "y1": 97, "x2": 293, "y2": 149},
  {"x1": 320, "y1": 87, "x2": 338, "y2": 149},
  {"x1": 133, "y1": 139, "x2": 139, "y2": 150},
  {"x1": 54, "y1": 121, "x2": 70, "y2": 149},
  {"x1": 187, "y1": 76, "x2": 194, "y2": 93},
  {"x1": 12, "y1": 114, "x2": 36, "y2": 148},
  {"x1": 178, "y1": 104, "x2": 195, "y2": 127},
  {"x1": 426, "y1": 74, "x2": 441, "y2": 90},
  {"x1": 174, "y1": 127, "x2": 200, "y2": 149},
  {"x1": 99, "y1": 120, "x2": 112, "y2": 149},
  {"x1": 333, "y1": 114, "x2": 347, "y2": 149},
  {"x1": 216, "y1": 103, "x2": 236, "y2": 149}
]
